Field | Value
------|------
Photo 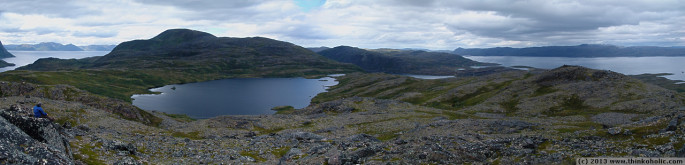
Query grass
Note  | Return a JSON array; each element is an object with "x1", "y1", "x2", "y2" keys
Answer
[
  {"x1": 631, "y1": 73, "x2": 685, "y2": 93},
  {"x1": 500, "y1": 98, "x2": 520, "y2": 116},
  {"x1": 437, "y1": 81, "x2": 512, "y2": 110},
  {"x1": 543, "y1": 94, "x2": 594, "y2": 116},
  {"x1": 72, "y1": 141, "x2": 105, "y2": 165},
  {"x1": 240, "y1": 150, "x2": 267, "y2": 162},
  {"x1": 271, "y1": 105, "x2": 297, "y2": 114},
  {"x1": 271, "y1": 147, "x2": 292, "y2": 158},
  {"x1": 162, "y1": 113, "x2": 196, "y2": 122},
  {"x1": 443, "y1": 111, "x2": 470, "y2": 120},
  {"x1": 171, "y1": 131, "x2": 203, "y2": 140},
  {"x1": 533, "y1": 85, "x2": 558, "y2": 97}
]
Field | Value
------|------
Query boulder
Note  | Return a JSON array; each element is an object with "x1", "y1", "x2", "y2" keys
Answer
[{"x1": 0, "y1": 110, "x2": 73, "y2": 164}]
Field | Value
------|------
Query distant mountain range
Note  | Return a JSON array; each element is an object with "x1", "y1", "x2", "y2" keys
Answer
[
  {"x1": 318, "y1": 46, "x2": 492, "y2": 75},
  {"x1": 4, "y1": 42, "x2": 116, "y2": 51},
  {"x1": 454, "y1": 44, "x2": 685, "y2": 57}
]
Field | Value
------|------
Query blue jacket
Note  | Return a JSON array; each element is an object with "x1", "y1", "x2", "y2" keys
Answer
[{"x1": 33, "y1": 106, "x2": 47, "y2": 118}]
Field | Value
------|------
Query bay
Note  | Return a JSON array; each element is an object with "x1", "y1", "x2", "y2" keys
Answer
[
  {"x1": 131, "y1": 77, "x2": 339, "y2": 119},
  {"x1": 2, "y1": 51, "x2": 109, "y2": 72},
  {"x1": 465, "y1": 56, "x2": 685, "y2": 81}
]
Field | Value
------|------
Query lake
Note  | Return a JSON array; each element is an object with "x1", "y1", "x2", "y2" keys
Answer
[
  {"x1": 465, "y1": 56, "x2": 685, "y2": 81},
  {"x1": 131, "y1": 77, "x2": 339, "y2": 119},
  {"x1": 2, "y1": 51, "x2": 109, "y2": 72}
]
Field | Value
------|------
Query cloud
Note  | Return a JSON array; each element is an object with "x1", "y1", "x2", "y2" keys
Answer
[
  {"x1": 0, "y1": 0, "x2": 683, "y2": 48},
  {"x1": 72, "y1": 30, "x2": 118, "y2": 38},
  {"x1": 0, "y1": 0, "x2": 101, "y2": 18}
]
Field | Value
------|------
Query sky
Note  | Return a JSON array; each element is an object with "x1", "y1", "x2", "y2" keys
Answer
[{"x1": 0, "y1": 0, "x2": 683, "y2": 49}]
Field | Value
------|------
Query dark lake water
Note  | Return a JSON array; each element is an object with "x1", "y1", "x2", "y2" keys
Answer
[
  {"x1": 2, "y1": 51, "x2": 109, "y2": 72},
  {"x1": 465, "y1": 56, "x2": 685, "y2": 81},
  {"x1": 131, "y1": 77, "x2": 340, "y2": 119}
]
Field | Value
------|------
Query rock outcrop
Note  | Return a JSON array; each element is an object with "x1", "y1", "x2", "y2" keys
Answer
[
  {"x1": 0, "y1": 105, "x2": 73, "y2": 164},
  {"x1": 0, "y1": 81, "x2": 158, "y2": 125}
]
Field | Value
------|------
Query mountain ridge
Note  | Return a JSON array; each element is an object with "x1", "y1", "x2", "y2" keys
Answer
[{"x1": 318, "y1": 46, "x2": 493, "y2": 75}]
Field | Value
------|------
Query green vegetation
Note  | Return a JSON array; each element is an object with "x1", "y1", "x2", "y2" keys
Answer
[
  {"x1": 271, "y1": 105, "x2": 298, "y2": 114},
  {"x1": 631, "y1": 73, "x2": 685, "y2": 93},
  {"x1": 0, "y1": 60, "x2": 14, "y2": 68},
  {"x1": 72, "y1": 141, "x2": 106, "y2": 165},
  {"x1": 500, "y1": 98, "x2": 520, "y2": 115},
  {"x1": 1, "y1": 29, "x2": 362, "y2": 103},
  {"x1": 440, "y1": 81, "x2": 512, "y2": 110},
  {"x1": 171, "y1": 131, "x2": 203, "y2": 140},
  {"x1": 163, "y1": 113, "x2": 197, "y2": 122},
  {"x1": 543, "y1": 95, "x2": 591, "y2": 116},
  {"x1": 240, "y1": 150, "x2": 267, "y2": 162},
  {"x1": 533, "y1": 85, "x2": 558, "y2": 97},
  {"x1": 271, "y1": 147, "x2": 292, "y2": 158}
]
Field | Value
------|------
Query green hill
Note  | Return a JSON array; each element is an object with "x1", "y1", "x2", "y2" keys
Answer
[
  {"x1": 5, "y1": 29, "x2": 361, "y2": 101},
  {"x1": 318, "y1": 46, "x2": 492, "y2": 75}
]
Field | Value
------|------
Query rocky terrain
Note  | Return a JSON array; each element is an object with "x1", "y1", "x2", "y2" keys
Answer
[{"x1": 1, "y1": 65, "x2": 684, "y2": 164}]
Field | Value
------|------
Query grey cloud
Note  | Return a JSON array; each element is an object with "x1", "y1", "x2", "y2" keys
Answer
[
  {"x1": 269, "y1": 24, "x2": 333, "y2": 40},
  {"x1": 0, "y1": 0, "x2": 101, "y2": 18},
  {"x1": 133, "y1": 0, "x2": 281, "y2": 22},
  {"x1": 419, "y1": 0, "x2": 685, "y2": 46},
  {"x1": 72, "y1": 30, "x2": 118, "y2": 38}
]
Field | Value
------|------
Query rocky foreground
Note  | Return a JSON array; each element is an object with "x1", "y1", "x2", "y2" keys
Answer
[{"x1": 1, "y1": 66, "x2": 685, "y2": 164}]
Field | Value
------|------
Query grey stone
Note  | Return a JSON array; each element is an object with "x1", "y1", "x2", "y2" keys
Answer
[
  {"x1": 285, "y1": 132, "x2": 324, "y2": 141},
  {"x1": 608, "y1": 127, "x2": 623, "y2": 135}
]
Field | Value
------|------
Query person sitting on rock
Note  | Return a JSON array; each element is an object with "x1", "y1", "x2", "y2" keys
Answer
[{"x1": 33, "y1": 102, "x2": 54, "y2": 121}]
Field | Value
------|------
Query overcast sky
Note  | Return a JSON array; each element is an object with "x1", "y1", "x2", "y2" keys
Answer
[{"x1": 1, "y1": 0, "x2": 683, "y2": 49}]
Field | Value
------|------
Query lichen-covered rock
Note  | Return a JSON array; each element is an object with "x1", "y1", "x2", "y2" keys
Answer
[
  {"x1": 0, "y1": 109, "x2": 71, "y2": 158},
  {"x1": 0, "y1": 111, "x2": 73, "y2": 164}
]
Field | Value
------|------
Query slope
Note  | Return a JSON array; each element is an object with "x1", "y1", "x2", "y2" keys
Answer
[{"x1": 318, "y1": 46, "x2": 491, "y2": 75}]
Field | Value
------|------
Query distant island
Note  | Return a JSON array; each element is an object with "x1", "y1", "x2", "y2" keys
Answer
[
  {"x1": 454, "y1": 44, "x2": 685, "y2": 57},
  {"x1": 318, "y1": 46, "x2": 494, "y2": 75},
  {"x1": 0, "y1": 41, "x2": 16, "y2": 67},
  {"x1": 4, "y1": 42, "x2": 116, "y2": 51}
]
